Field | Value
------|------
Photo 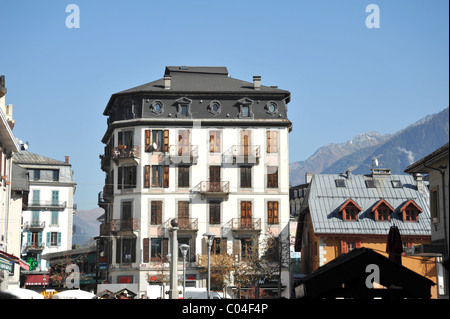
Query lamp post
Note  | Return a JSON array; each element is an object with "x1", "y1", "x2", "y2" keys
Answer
[
  {"x1": 203, "y1": 232, "x2": 215, "y2": 299},
  {"x1": 169, "y1": 218, "x2": 179, "y2": 299},
  {"x1": 179, "y1": 244, "x2": 190, "y2": 299}
]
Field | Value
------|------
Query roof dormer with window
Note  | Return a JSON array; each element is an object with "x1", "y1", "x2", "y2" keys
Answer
[
  {"x1": 371, "y1": 198, "x2": 394, "y2": 221},
  {"x1": 399, "y1": 199, "x2": 423, "y2": 222},
  {"x1": 339, "y1": 198, "x2": 362, "y2": 221}
]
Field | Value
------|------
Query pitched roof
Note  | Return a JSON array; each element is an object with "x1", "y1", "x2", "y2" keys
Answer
[
  {"x1": 301, "y1": 172, "x2": 431, "y2": 237},
  {"x1": 12, "y1": 151, "x2": 70, "y2": 166},
  {"x1": 116, "y1": 66, "x2": 289, "y2": 95}
]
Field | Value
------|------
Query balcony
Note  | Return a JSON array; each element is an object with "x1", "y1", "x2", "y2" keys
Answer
[
  {"x1": 196, "y1": 181, "x2": 230, "y2": 199},
  {"x1": 24, "y1": 242, "x2": 45, "y2": 252},
  {"x1": 168, "y1": 145, "x2": 198, "y2": 165},
  {"x1": 98, "y1": 185, "x2": 113, "y2": 209},
  {"x1": 111, "y1": 145, "x2": 140, "y2": 165},
  {"x1": 23, "y1": 221, "x2": 45, "y2": 231},
  {"x1": 231, "y1": 218, "x2": 261, "y2": 232},
  {"x1": 178, "y1": 218, "x2": 198, "y2": 231},
  {"x1": 109, "y1": 218, "x2": 139, "y2": 234},
  {"x1": 28, "y1": 201, "x2": 67, "y2": 210},
  {"x1": 223, "y1": 145, "x2": 260, "y2": 165}
]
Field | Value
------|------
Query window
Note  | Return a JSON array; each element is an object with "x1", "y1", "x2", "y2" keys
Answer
[
  {"x1": 178, "y1": 166, "x2": 190, "y2": 188},
  {"x1": 33, "y1": 170, "x2": 40, "y2": 180},
  {"x1": 335, "y1": 179, "x2": 346, "y2": 187},
  {"x1": 177, "y1": 201, "x2": 190, "y2": 229},
  {"x1": 116, "y1": 237, "x2": 136, "y2": 263},
  {"x1": 391, "y1": 180, "x2": 403, "y2": 188},
  {"x1": 241, "y1": 238, "x2": 253, "y2": 259},
  {"x1": 150, "y1": 238, "x2": 168, "y2": 261},
  {"x1": 400, "y1": 199, "x2": 422, "y2": 222},
  {"x1": 50, "y1": 232, "x2": 60, "y2": 246},
  {"x1": 340, "y1": 199, "x2": 362, "y2": 221},
  {"x1": 267, "y1": 166, "x2": 278, "y2": 188},
  {"x1": 150, "y1": 201, "x2": 162, "y2": 225},
  {"x1": 242, "y1": 106, "x2": 249, "y2": 117},
  {"x1": 121, "y1": 201, "x2": 133, "y2": 221},
  {"x1": 372, "y1": 199, "x2": 394, "y2": 221},
  {"x1": 32, "y1": 190, "x2": 40, "y2": 205},
  {"x1": 365, "y1": 180, "x2": 376, "y2": 188},
  {"x1": 151, "y1": 165, "x2": 169, "y2": 188},
  {"x1": 430, "y1": 187, "x2": 440, "y2": 223},
  {"x1": 209, "y1": 201, "x2": 221, "y2": 224},
  {"x1": 209, "y1": 130, "x2": 221, "y2": 153},
  {"x1": 51, "y1": 211, "x2": 59, "y2": 226},
  {"x1": 145, "y1": 130, "x2": 169, "y2": 153},
  {"x1": 266, "y1": 102, "x2": 278, "y2": 115},
  {"x1": 341, "y1": 240, "x2": 361, "y2": 254},
  {"x1": 267, "y1": 201, "x2": 279, "y2": 224},
  {"x1": 240, "y1": 166, "x2": 252, "y2": 188},
  {"x1": 118, "y1": 131, "x2": 133, "y2": 149},
  {"x1": 266, "y1": 130, "x2": 279, "y2": 153},
  {"x1": 31, "y1": 211, "x2": 40, "y2": 226},
  {"x1": 208, "y1": 101, "x2": 221, "y2": 116},
  {"x1": 211, "y1": 238, "x2": 222, "y2": 255},
  {"x1": 52, "y1": 190, "x2": 59, "y2": 206},
  {"x1": 150, "y1": 100, "x2": 164, "y2": 115},
  {"x1": 175, "y1": 97, "x2": 192, "y2": 117},
  {"x1": 181, "y1": 105, "x2": 189, "y2": 116},
  {"x1": 240, "y1": 201, "x2": 252, "y2": 229},
  {"x1": 118, "y1": 166, "x2": 137, "y2": 189}
]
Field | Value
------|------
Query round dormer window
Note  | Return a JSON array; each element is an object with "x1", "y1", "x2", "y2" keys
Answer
[
  {"x1": 150, "y1": 100, "x2": 164, "y2": 115},
  {"x1": 266, "y1": 101, "x2": 278, "y2": 116},
  {"x1": 208, "y1": 100, "x2": 221, "y2": 116}
]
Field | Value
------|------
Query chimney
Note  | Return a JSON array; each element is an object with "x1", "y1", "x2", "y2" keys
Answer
[
  {"x1": 253, "y1": 76, "x2": 261, "y2": 90},
  {"x1": 65, "y1": 156, "x2": 70, "y2": 164},
  {"x1": 415, "y1": 173, "x2": 424, "y2": 193},
  {"x1": 164, "y1": 75, "x2": 171, "y2": 89},
  {"x1": 305, "y1": 172, "x2": 313, "y2": 184}
]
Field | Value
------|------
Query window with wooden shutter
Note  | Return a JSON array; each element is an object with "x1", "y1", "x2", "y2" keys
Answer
[
  {"x1": 151, "y1": 201, "x2": 162, "y2": 225},
  {"x1": 266, "y1": 130, "x2": 278, "y2": 153},
  {"x1": 145, "y1": 130, "x2": 151, "y2": 152},
  {"x1": 144, "y1": 165, "x2": 150, "y2": 188},
  {"x1": 240, "y1": 166, "x2": 251, "y2": 188},
  {"x1": 163, "y1": 166, "x2": 169, "y2": 188},
  {"x1": 209, "y1": 130, "x2": 221, "y2": 153},
  {"x1": 143, "y1": 238, "x2": 150, "y2": 262},
  {"x1": 178, "y1": 166, "x2": 189, "y2": 188},
  {"x1": 209, "y1": 201, "x2": 221, "y2": 224},
  {"x1": 163, "y1": 130, "x2": 169, "y2": 153},
  {"x1": 178, "y1": 201, "x2": 189, "y2": 229},
  {"x1": 267, "y1": 166, "x2": 278, "y2": 188},
  {"x1": 268, "y1": 201, "x2": 279, "y2": 224}
]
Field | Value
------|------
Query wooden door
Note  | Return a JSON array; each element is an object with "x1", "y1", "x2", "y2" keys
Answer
[
  {"x1": 241, "y1": 130, "x2": 251, "y2": 156},
  {"x1": 240, "y1": 201, "x2": 252, "y2": 229},
  {"x1": 209, "y1": 166, "x2": 221, "y2": 192}
]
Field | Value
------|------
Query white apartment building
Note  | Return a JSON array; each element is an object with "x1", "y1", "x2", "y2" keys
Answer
[
  {"x1": 0, "y1": 75, "x2": 22, "y2": 290},
  {"x1": 99, "y1": 66, "x2": 292, "y2": 298},
  {"x1": 13, "y1": 151, "x2": 77, "y2": 278}
]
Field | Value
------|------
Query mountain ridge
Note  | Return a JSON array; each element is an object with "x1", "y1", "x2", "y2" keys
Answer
[{"x1": 290, "y1": 107, "x2": 449, "y2": 185}]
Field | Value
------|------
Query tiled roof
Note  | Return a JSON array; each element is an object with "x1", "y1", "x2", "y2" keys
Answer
[{"x1": 304, "y1": 172, "x2": 430, "y2": 237}]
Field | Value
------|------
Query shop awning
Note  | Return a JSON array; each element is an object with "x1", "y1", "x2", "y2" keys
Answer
[
  {"x1": 0, "y1": 250, "x2": 29, "y2": 271},
  {"x1": 25, "y1": 274, "x2": 49, "y2": 286}
]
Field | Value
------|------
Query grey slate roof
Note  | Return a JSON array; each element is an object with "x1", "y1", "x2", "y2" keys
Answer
[
  {"x1": 116, "y1": 66, "x2": 289, "y2": 95},
  {"x1": 12, "y1": 151, "x2": 69, "y2": 166},
  {"x1": 303, "y1": 172, "x2": 431, "y2": 237}
]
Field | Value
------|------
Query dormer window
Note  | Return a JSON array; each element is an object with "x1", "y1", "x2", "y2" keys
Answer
[
  {"x1": 150, "y1": 100, "x2": 164, "y2": 115},
  {"x1": 400, "y1": 199, "x2": 422, "y2": 222},
  {"x1": 237, "y1": 97, "x2": 254, "y2": 119},
  {"x1": 339, "y1": 199, "x2": 362, "y2": 221},
  {"x1": 371, "y1": 198, "x2": 394, "y2": 221},
  {"x1": 175, "y1": 97, "x2": 192, "y2": 118}
]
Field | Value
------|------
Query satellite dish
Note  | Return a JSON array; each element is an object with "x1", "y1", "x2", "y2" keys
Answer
[
  {"x1": 374, "y1": 159, "x2": 379, "y2": 167},
  {"x1": 152, "y1": 142, "x2": 158, "y2": 150}
]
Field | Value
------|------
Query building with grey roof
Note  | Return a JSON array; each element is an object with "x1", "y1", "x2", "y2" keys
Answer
[
  {"x1": 13, "y1": 150, "x2": 77, "y2": 282},
  {"x1": 294, "y1": 168, "x2": 438, "y2": 297},
  {"x1": 99, "y1": 66, "x2": 292, "y2": 298}
]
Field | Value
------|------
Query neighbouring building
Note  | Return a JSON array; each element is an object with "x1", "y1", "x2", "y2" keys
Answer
[
  {"x1": 13, "y1": 150, "x2": 77, "y2": 287},
  {"x1": 0, "y1": 75, "x2": 25, "y2": 290},
  {"x1": 98, "y1": 66, "x2": 292, "y2": 298},
  {"x1": 294, "y1": 168, "x2": 438, "y2": 298},
  {"x1": 405, "y1": 142, "x2": 449, "y2": 299}
]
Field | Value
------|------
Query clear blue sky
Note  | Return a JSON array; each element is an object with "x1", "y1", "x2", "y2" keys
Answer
[{"x1": 1, "y1": 0, "x2": 448, "y2": 210}]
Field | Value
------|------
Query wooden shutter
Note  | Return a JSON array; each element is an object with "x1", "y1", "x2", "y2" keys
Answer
[
  {"x1": 273, "y1": 201, "x2": 279, "y2": 224},
  {"x1": 144, "y1": 165, "x2": 150, "y2": 188},
  {"x1": 143, "y1": 238, "x2": 150, "y2": 263},
  {"x1": 163, "y1": 130, "x2": 169, "y2": 153},
  {"x1": 162, "y1": 238, "x2": 169, "y2": 259},
  {"x1": 340, "y1": 240, "x2": 348, "y2": 254},
  {"x1": 163, "y1": 166, "x2": 169, "y2": 188},
  {"x1": 233, "y1": 239, "x2": 241, "y2": 262},
  {"x1": 145, "y1": 130, "x2": 151, "y2": 152}
]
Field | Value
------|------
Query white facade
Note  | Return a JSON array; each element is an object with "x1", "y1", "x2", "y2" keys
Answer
[
  {"x1": 13, "y1": 152, "x2": 76, "y2": 272},
  {"x1": 99, "y1": 66, "x2": 293, "y2": 298}
]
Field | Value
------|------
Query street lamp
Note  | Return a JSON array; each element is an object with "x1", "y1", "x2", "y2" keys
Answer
[
  {"x1": 203, "y1": 232, "x2": 215, "y2": 299},
  {"x1": 169, "y1": 218, "x2": 179, "y2": 299},
  {"x1": 179, "y1": 244, "x2": 190, "y2": 299}
]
